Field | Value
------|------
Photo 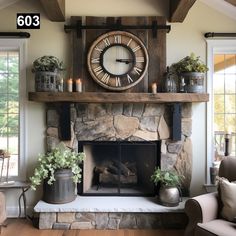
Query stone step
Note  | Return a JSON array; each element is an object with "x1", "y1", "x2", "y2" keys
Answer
[{"x1": 34, "y1": 196, "x2": 188, "y2": 230}]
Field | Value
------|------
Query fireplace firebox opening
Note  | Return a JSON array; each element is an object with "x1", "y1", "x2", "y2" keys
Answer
[{"x1": 77, "y1": 141, "x2": 161, "y2": 196}]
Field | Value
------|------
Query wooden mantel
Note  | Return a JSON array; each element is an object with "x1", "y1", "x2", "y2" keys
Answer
[{"x1": 28, "y1": 92, "x2": 209, "y2": 103}]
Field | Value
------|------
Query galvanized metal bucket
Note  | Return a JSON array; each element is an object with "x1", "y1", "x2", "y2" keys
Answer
[{"x1": 43, "y1": 169, "x2": 76, "y2": 204}]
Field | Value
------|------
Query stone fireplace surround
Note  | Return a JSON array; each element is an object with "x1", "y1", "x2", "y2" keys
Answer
[{"x1": 36, "y1": 102, "x2": 192, "y2": 229}]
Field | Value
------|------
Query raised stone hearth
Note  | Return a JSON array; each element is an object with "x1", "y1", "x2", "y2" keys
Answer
[
  {"x1": 35, "y1": 196, "x2": 188, "y2": 229},
  {"x1": 46, "y1": 102, "x2": 192, "y2": 194}
]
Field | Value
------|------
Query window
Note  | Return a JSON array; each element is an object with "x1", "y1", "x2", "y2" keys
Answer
[
  {"x1": 207, "y1": 40, "x2": 236, "y2": 178},
  {"x1": 214, "y1": 54, "x2": 236, "y2": 157},
  {"x1": 0, "y1": 39, "x2": 27, "y2": 180}
]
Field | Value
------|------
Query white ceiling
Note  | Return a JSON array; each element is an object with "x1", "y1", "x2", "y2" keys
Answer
[{"x1": 200, "y1": 0, "x2": 236, "y2": 20}]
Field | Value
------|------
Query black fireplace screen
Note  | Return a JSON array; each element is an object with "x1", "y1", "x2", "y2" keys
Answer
[{"x1": 78, "y1": 141, "x2": 160, "y2": 196}]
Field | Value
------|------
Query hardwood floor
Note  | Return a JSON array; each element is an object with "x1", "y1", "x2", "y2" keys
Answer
[{"x1": 1, "y1": 219, "x2": 184, "y2": 236}]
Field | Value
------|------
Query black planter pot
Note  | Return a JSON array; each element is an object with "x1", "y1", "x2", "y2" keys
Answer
[{"x1": 43, "y1": 169, "x2": 76, "y2": 204}]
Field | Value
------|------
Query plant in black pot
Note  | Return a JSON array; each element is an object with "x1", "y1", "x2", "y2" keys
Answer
[
  {"x1": 151, "y1": 167, "x2": 183, "y2": 207},
  {"x1": 170, "y1": 53, "x2": 208, "y2": 93},
  {"x1": 30, "y1": 143, "x2": 84, "y2": 204},
  {"x1": 32, "y1": 55, "x2": 64, "y2": 92}
]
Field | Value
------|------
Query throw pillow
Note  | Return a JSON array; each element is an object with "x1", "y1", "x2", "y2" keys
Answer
[{"x1": 218, "y1": 177, "x2": 236, "y2": 221}]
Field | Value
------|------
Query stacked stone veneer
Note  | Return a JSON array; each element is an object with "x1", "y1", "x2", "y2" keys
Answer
[
  {"x1": 46, "y1": 102, "x2": 192, "y2": 193},
  {"x1": 42, "y1": 102, "x2": 192, "y2": 230},
  {"x1": 39, "y1": 212, "x2": 187, "y2": 230}
]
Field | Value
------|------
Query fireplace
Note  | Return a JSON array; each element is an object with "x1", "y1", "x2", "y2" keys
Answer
[{"x1": 77, "y1": 141, "x2": 161, "y2": 196}]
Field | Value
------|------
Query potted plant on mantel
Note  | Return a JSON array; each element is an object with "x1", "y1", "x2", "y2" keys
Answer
[
  {"x1": 170, "y1": 53, "x2": 208, "y2": 93},
  {"x1": 32, "y1": 55, "x2": 64, "y2": 92},
  {"x1": 30, "y1": 143, "x2": 84, "y2": 204},
  {"x1": 151, "y1": 167, "x2": 183, "y2": 207}
]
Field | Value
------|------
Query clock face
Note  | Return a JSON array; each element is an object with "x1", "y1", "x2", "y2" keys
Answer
[{"x1": 87, "y1": 31, "x2": 149, "y2": 91}]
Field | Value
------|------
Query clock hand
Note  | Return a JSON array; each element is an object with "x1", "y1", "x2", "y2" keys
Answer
[{"x1": 116, "y1": 59, "x2": 134, "y2": 64}]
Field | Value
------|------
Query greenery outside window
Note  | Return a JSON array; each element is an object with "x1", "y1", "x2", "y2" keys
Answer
[{"x1": 0, "y1": 39, "x2": 27, "y2": 180}]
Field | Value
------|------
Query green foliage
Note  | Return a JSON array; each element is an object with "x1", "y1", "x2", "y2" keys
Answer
[
  {"x1": 170, "y1": 53, "x2": 208, "y2": 74},
  {"x1": 32, "y1": 55, "x2": 64, "y2": 72},
  {"x1": 150, "y1": 167, "x2": 183, "y2": 187},
  {"x1": 30, "y1": 143, "x2": 84, "y2": 190}
]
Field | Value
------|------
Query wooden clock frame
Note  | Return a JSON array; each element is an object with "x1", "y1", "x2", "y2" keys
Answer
[{"x1": 70, "y1": 16, "x2": 167, "y2": 93}]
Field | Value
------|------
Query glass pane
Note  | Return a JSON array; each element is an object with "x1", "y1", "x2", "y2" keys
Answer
[
  {"x1": 225, "y1": 95, "x2": 236, "y2": 113},
  {"x1": 0, "y1": 136, "x2": 7, "y2": 149},
  {"x1": 8, "y1": 136, "x2": 18, "y2": 154},
  {"x1": 225, "y1": 114, "x2": 236, "y2": 133},
  {"x1": 0, "y1": 94, "x2": 7, "y2": 113},
  {"x1": 214, "y1": 54, "x2": 225, "y2": 73},
  {"x1": 8, "y1": 94, "x2": 19, "y2": 113},
  {"x1": 225, "y1": 54, "x2": 236, "y2": 73},
  {"x1": 214, "y1": 114, "x2": 224, "y2": 132},
  {"x1": 214, "y1": 95, "x2": 224, "y2": 113},
  {"x1": 0, "y1": 114, "x2": 7, "y2": 135},
  {"x1": 213, "y1": 74, "x2": 224, "y2": 94},
  {"x1": 8, "y1": 74, "x2": 19, "y2": 94},
  {"x1": 225, "y1": 74, "x2": 236, "y2": 94},
  {"x1": 0, "y1": 74, "x2": 7, "y2": 93},
  {"x1": 8, "y1": 114, "x2": 18, "y2": 133},
  {"x1": 0, "y1": 52, "x2": 7, "y2": 73},
  {"x1": 8, "y1": 51, "x2": 19, "y2": 74}
]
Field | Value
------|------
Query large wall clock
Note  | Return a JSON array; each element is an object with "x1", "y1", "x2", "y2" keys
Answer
[{"x1": 87, "y1": 31, "x2": 149, "y2": 91}]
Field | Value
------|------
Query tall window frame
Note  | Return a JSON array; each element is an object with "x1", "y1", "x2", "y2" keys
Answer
[
  {"x1": 207, "y1": 39, "x2": 236, "y2": 182},
  {"x1": 0, "y1": 38, "x2": 27, "y2": 180}
]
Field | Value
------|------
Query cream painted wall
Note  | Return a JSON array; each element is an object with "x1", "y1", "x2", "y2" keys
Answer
[{"x1": 0, "y1": 0, "x2": 236, "y2": 216}]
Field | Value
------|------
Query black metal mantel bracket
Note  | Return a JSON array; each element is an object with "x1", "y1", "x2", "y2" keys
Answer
[
  {"x1": 64, "y1": 18, "x2": 171, "y2": 38},
  {"x1": 171, "y1": 103, "x2": 182, "y2": 141},
  {"x1": 58, "y1": 103, "x2": 71, "y2": 141}
]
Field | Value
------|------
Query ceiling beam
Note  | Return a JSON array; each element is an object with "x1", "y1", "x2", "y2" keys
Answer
[
  {"x1": 169, "y1": 0, "x2": 197, "y2": 22},
  {"x1": 224, "y1": 0, "x2": 236, "y2": 7},
  {"x1": 40, "y1": 0, "x2": 65, "y2": 22}
]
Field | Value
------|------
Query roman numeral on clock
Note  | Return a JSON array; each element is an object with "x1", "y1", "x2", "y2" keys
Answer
[
  {"x1": 127, "y1": 74, "x2": 133, "y2": 84},
  {"x1": 115, "y1": 77, "x2": 121, "y2": 87},
  {"x1": 134, "y1": 67, "x2": 142, "y2": 75},
  {"x1": 91, "y1": 58, "x2": 100, "y2": 64},
  {"x1": 136, "y1": 57, "x2": 144, "y2": 63},
  {"x1": 103, "y1": 38, "x2": 110, "y2": 47},
  {"x1": 132, "y1": 45, "x2": 141, "y2": 52},
  {"x1": 93, "y1": 66, "x2": 103, "y2": 76},
  {"x1": 114, "y1": 35, "x2": 121, "y2": 44},
  {"x1": 101, "y1": 73, "x2": 110, "y2": 84},
  {"x1": 95, "y1": 46, "x2": 103, "y2": 53},
  {"x1": 127, "y1": 38, "x2": 133, "y2": 46}
]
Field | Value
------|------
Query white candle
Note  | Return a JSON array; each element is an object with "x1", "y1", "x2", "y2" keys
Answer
[
  {"x1": 76, "y1": 78, "x2": 82, "y2": 92},
  {"x1": 67, "y1": 78, "x2": 73, "y2": 92},
  {"x1": 151, "y1": 82, "x2": 157, "y2": 93}
]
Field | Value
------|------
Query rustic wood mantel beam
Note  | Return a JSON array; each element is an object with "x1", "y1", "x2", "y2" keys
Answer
[
  {"x1": 40, "y1": 0, "x2": 65, "y2": 22},
  {"x1": 169, "y1": 0, "x2": 197, "y2": 23},
  {"x1": 224, "y1": 0, "x2": 236, "y2": 7}
]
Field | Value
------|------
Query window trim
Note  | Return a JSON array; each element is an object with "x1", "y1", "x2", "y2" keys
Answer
[
  {"x1": 0, "y1": 39, "x2": 27, "y2": 181},
  {"x1": 206, "y1": 39, "x2": 236, "y2": 183}
]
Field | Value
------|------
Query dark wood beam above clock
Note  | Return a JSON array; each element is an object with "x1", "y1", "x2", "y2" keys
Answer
[
  {"x1": 169, "y1": 0, "x2": 197, "y2": 22},
  {"x1": 40, "y1": 0, "x2": 65, "y2": 22},
  {"x1": 224, "y1": 0, "x2": 236, "y2": 6}
]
